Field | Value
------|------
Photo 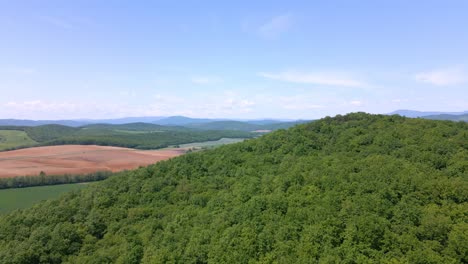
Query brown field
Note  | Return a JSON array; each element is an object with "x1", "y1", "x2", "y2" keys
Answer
[{"x1": 0, "y1": 145, "x2": 186, "y2": 178}]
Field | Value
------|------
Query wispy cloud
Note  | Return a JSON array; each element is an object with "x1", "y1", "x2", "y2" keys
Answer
[
  {"x1": 414, "y1": 67, "x2": 466, "y2": 86},
  {"x1": 391, "y1": 98, "x2": 408, "y2": 103},
  {"x1": 39, "y1": 16, "x2": 74, "y2": 29},
  {"x1": 5, "y1": 100, "x2": 80, "y2": 113},
  {"x1": 259, "y1": 71, "x2": 365, "y2": 87},
  {"x1": 350, "y1": 100, "x2": 364, "y2": 107},
  {"x1": 0, "y1": 67, "x2": 36, "y2": 75},
  {"x1": 258, "y1": 13, "x2": 293, "y2": 38},
  {"x1": 191, "y1": 76, "x2": 223, "y2": 84},
  {"x1": 37, "y1": 15, "x2": 94, "y2": 30},
  {"x1": 277, "y1": 95, "x2": 324, "y2": 111}
]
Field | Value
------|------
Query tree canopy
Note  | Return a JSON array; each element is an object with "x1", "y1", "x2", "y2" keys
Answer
[{"x1": 0, "y1": 113, "x2": 466, "y2": 263}]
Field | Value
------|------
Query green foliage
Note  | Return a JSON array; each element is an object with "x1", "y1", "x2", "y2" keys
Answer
[
  {"x1": 0, "y1": 113, "x2": 466, "y2": 263},
  {"x1": 0, "y1": 171, "x2": 112, "y2": 190},
  {"x1": 47, "y1": 129, "x2": 251, "y2": 149},
  {"x1": 0, "y1": 130, "x2": 37, "y2": 150},
  {"x1": 24, "y1": 125, "x2": 79, "y2": 142},
  {"x1": 0, "y1": 124, "x2": 253, "y2": 150},
  {"x1": 185, "y1": 120, "x2": 308, "y2": 131}
]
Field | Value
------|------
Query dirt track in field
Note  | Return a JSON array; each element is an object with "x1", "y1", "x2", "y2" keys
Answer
[{"x1": 0, "y1": 145, "x2": 186, "y2": 178}]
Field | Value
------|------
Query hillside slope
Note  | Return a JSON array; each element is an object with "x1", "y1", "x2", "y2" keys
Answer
[
  {"x1": 0, "y1": 123, "x2": 253, "y2": 151},
  {"x1": 185, "y1": 120, "x2": 310, "y2": 131},
  {"x1": 0, "y1": 113, "x2": 466, "y2": 263}
]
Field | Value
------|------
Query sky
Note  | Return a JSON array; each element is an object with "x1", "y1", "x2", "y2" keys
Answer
[{"x1": 1, "y1": 0, "x2": 467, "y2": 120}]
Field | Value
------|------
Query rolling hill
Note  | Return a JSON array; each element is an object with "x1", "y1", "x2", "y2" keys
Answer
[
  {"x1": 184, "y1": 120, "x2": 310, "y2": 132},
  {"x1": 0, "y1": 119, "x2": 89, "y2": 127},
  {"x1": 0, "y1": 116, "x2": 301, "y2": 127},
  {"x1": 0, "y1": 123, "x2": 253, "y2": 151},
  {"x1": 0, "y1": 113, "x2": 466, "y2": 263},
  {"x1": 389, "y1": 109, "x2": 468, "y2": 118},
  {"x1": 421, "y1": 113, "x2": 468, "y2": 122}
]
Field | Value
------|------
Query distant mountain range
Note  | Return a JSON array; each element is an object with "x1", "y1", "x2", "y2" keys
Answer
[
  {"x1": 388, "y1": 109, "x2": 468, "y2": 118},
  {"x1": 0, "y1": 119, "x2": 91, "y2": 127},
  {"x1": 1, "y1": 110, "x2": 466, "y2": 128},
  {"x1": 420, "y1": 113, "x2": 468, "y2": 122},
  {"x1": 0, "y1": 116, "x2": 301, "y2": 128},
  {"x1": 388, "y1": 110, "x2": 468, "y2": 122}
]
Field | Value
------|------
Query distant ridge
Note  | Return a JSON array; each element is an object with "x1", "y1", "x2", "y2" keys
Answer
[
  {"x1": 3, "y1": 111, "x2": 466, "y2": 128},
  {"x1": 388, "y1": 109, "x2": 468, "y2": 118},
  {"x1": 152, "y1": 116, "x2": 226, "y2": 125},
  {"x1": 421, "y1": 113, "x2": 468, "y2": 122},
  {"x1": 0, "y1": 119, "x2": 90, "y2": 127},
  {"x1": 0, "y1": 116, "x2": 300, "y2": 127}
]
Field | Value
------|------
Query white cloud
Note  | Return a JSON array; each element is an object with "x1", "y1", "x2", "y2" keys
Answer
[
  {"x1": 259, "y1": 71, "x2": 365, "y2": 87},
  {"x1": 277, "y1": 95, "x2": 324, "y2": 111},
  {"x1": 391, "y1": 98, "x2": 408, "y2": 103},
  {"x1": 5, "y1": 100, "x2": 79, "y2": 111},
  {"x1": 3, "y1": 100, "x2": 143, "y2": 119},
  {"x1": 282, "y1": 104, "x2": 323, "y2": 110},
  {"x1": 118, "y1": 90, "x2": 137, "y2": 97},
  {"x1": 350, "y1": 100, "x2": 364, "y2": 106},
  {"x1": 191, "y1": 76, "x2": 223, "y2": 84},
  {"x1": 414, "y1": 67, "x2": 466, "y2": 86},
  {"x1": 258, "y1": 13, "x2": 293, "y2": 38}
]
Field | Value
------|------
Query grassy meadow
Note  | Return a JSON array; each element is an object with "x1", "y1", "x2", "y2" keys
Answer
[
  {"x1": 0, "y1": 130, "x2": 37, "y2": 151},
  {"x1": 0, "y1": 183, "x2": 88, "y2": 214}
]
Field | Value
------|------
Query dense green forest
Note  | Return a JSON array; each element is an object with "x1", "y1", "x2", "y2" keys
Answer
[
  {"x1": 0, "y1": 113, "x2": 466, "y2": 263},
  {"x1": 0, "y1": 123, "x2": 253, "y2": 150}
]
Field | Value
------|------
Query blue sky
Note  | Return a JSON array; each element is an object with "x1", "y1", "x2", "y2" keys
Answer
[{"x1": 1, "y1": 0, "x2": 467, "y2": 120}]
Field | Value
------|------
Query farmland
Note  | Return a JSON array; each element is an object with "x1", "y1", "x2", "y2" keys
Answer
[
  {"x1": 0, "y1": 145, "x2": 185, "y2": 178},
  {"x1": 0, "y1": 130, "x2": 37, "y2": 151},
  {"x1": 0, "y1": 183, "x2": 88, "y2": 214}
]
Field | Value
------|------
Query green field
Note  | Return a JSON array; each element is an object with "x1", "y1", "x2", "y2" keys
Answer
[
  {"x1": 0, "y1": 183, "x2": 88, "y2": 214},
  {"x1": 0, "y1": 130, "x2": 37, "y2": 150},
  {"x1": 176, "y1": 137, "x2": 246, "y2": 149}
]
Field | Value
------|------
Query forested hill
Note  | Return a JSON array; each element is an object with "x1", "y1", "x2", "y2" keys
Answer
[
  {"x1": 0, "y1": 113, "x2": 467, "y2": 263},
  {"x1": 0, "y1": 123, "x2": 253, "y2": 151}
]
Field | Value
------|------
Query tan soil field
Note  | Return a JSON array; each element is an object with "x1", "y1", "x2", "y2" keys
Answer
[{"x1": 0, "y1": 145, "x2": 186, "y2": 178}]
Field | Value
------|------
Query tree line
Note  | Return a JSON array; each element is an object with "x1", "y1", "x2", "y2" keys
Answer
[{"x1": 0, "y1": 171, "x2": 113, "y2": 189}]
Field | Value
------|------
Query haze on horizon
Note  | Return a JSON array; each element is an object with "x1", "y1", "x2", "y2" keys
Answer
[{"x1": 1, "y1": 1, "x2": 467, "y2": 120}]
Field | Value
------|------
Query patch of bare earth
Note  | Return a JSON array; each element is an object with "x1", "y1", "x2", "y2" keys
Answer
[{"x1": 0, "y1": 145, "x2": 186, "y2": 178}]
